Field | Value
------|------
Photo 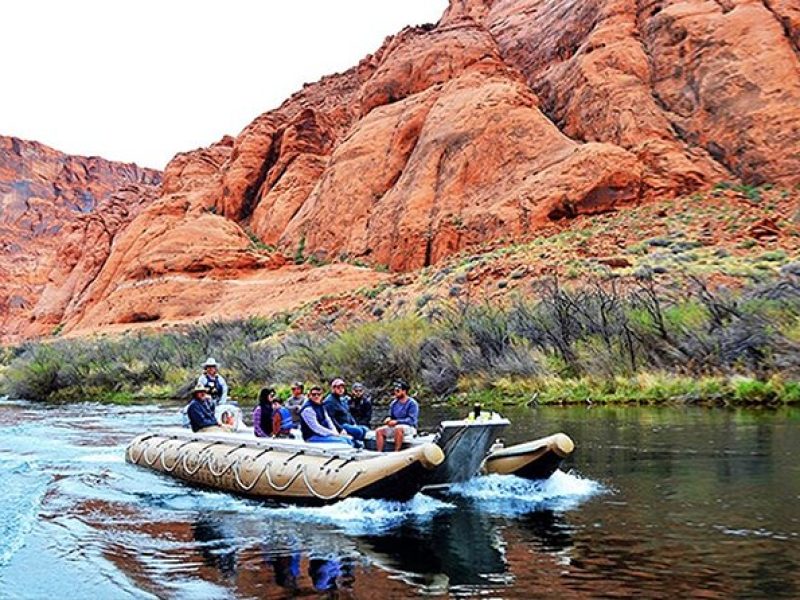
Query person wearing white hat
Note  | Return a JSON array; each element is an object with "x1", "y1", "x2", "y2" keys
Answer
[{"x1": 197, "y1": 357, "x2": 229, "y2": 408}]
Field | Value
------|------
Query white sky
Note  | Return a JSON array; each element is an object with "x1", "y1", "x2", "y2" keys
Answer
[{"x1": 0, "y1": 1, "x2": 447, "y2": 170}]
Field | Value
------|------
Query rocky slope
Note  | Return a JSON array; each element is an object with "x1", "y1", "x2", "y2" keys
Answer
[
  {"x1": 4, "y1": 0, "x2": 799, "y2": 340},
  {"x1": 0, "y1": 136, "x2": 161, "y2": 339}
]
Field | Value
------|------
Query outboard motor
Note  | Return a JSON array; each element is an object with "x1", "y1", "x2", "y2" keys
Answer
[{"x1": 421, "y1": 413, "x2": 510, "y2": 491}]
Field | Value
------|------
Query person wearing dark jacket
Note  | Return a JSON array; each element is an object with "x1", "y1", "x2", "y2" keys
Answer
[
  {"x1": 323, "y1": 378, "x2": 368, "y2": 444},
  {"x1": 187, "y1": 384, "x2": 219, "y2": 432},
  {"x1": 348, "y1": 382, "x2": 373, "y2": 427},
  {"x1": 252, "y1": 388, "x2": 275, "y2": 438},
  {"x1": 299, "y1": 386, "x2": 353, "y2": 445}
]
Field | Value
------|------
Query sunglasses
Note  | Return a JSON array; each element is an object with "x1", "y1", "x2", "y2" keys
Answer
[{"x1": 310, "y1": 391, "x2": 322, "y2": 396}]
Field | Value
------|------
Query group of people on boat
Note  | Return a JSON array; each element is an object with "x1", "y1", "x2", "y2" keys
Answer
[{"x1": 184, "y1": 358, "x2": 420, "y2": 451}]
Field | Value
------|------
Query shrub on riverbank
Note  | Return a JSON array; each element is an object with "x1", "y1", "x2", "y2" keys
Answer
[
  {"x1": 0, "y1": 317, "x2": 282, "y2": 403},
  {"x1": 1, "y1": 275, "x2": 799, "y2": 405}
]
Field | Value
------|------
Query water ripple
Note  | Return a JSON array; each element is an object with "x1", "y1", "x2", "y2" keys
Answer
[{"x1": 0, "y1": 458, "x2": 51, "y2": 566}]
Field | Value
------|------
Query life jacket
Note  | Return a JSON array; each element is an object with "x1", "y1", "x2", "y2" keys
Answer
[
  {"x1": 204, "y1": 375, "x2": 223, "y2": 401},
  {"x1": 299, "y1": 400, "x2": 330, "y2": 440},
  {"x1": 275, "y1": 406, "x2": 293, "y2": 431}
]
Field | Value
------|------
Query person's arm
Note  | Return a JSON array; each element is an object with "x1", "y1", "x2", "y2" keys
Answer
[
  {"x1": 321, "y1": 407, "x2": 349, "y2": 436},
  {"x1": 384, "y1": 400, "x2": 396, "y2": 424},
  {"x1": 322, "y1": 397, "x2": 337, "y2": 427},
  {"x1": 253, "y1": 406, "x2": 267, "y2": 437},
  {"x1": 300, "y1": 406, "x2": 338, "y2": 436},
  {"x1": 186, "y1": 402, "x2": 201, "y2": 432},
  {"x1": 323, "y1": 396, "x2": 346, "y2": 429},
  {"x1": 395, "y1": 400, "x2": 419, "y2": 427},
  {"x1": 340, "y1": 396, "x2": 355, "y2": 425},
  {"x1": 219, "y1": 375, "x2": 229, "y2": 404}
]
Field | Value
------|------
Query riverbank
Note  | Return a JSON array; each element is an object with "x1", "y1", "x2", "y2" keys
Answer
[
  {"x1": 2, "y1": 273, "x2": 799, "y2": 407},
  {"x1": 3, "y1": 373, "x2": 797, "y2": 408},
  {"x1": 455, "y1": 374, "x2": 800, "y2": 408}
]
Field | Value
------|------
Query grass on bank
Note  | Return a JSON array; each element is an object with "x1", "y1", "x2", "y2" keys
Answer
[
  {"x1": 1, "y1": 274, "x2": 799, "y2": 407},
  {"x1": 455, "y1": 374, "x2": 800, "y2": 407}
]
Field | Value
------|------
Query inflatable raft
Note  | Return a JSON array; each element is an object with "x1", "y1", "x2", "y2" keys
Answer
[
  {"x1": 481, "y1": 433, "x2": 575, "y2": 480},
  {"x1": 126, "y1": 427, "x2": 444, "y2": 505},
  {"x1": 126, "y1": 415, "x2": 575, "y2": 504}
]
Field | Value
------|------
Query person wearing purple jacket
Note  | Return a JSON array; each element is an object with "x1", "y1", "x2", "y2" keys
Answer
[{"x1": 375, "y1": 380, "x2": 419, "y2": 452}]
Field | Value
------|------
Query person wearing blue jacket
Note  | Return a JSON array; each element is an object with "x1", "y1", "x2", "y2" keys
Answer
[
  {"x1": 375, "y1": 380, "x2": 419, "y2": 452},
  {"x1": 323, "y1": 378, "x2": 368, "y2": 445},
  {"x1": 186, "y1": 384, "x2": 219, "y2": 432},
  {"x1": 271, "y1": 397, "x2": 295, "y2": 437}
]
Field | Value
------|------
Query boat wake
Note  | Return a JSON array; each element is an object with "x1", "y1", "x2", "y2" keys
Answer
[
  {"x1": 268, "y1": 494, "x2": 454, "y2": 535},
  {"x1": 0, "y1": 458, "x2": 50, "y2": 567},
  {"x1": 259, "y1": 470, "x2": 601, "y2": 535},
  {"x1": 449, "y1": 470, "x2": 603, "y2": 516}
]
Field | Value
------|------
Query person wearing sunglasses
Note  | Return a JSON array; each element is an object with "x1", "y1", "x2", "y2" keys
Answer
[{"x1": 298, "y1": 385, "x2": 353, "y2": 445}]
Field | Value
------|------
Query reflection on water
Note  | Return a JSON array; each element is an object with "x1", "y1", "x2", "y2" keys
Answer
[{"x1": 0, "y1": 400, "x2": 798, "y2": 598}]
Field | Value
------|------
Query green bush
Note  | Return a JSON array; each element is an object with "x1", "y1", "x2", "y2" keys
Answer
[
  {"x1": 3, "y1": 274, "x2": 799, "y2": 406},
  {"x1": 733, "y1": 378, "x2": 776, "y2": 403}
]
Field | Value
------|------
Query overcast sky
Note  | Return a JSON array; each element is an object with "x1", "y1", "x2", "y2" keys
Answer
[{"x1": 0, "y1": 1, "x2": 447, "y2": 170}]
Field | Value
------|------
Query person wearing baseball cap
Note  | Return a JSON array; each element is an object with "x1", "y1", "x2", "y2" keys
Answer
[{"x1": 348, "y1": 382, "x2": 373, "y2": 427}]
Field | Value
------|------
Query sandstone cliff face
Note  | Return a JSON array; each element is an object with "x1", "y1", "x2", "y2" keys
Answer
[
  {"x1": 0, "y1": 136, "x2": 160, "y2": 339},
  {"x1": 6, "y1": 0, "x2": 800, "y2": 339},
  {"x1": 153, "y1": 0, "x2": 799, "y2": 274}
]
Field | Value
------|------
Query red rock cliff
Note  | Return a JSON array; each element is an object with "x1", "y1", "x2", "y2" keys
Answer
[
  {"x1": 0, "y1": 136, "x2": 161, "y2": 339},
  {"x1": 7, "y1": 0, "x2": 800, "y2": 338}
]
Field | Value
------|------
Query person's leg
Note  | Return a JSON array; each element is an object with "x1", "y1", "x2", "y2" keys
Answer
[
  {"x1": 394, "y1": 426, "x2": 404, "y2": 451},
  {"x1": 376, "y1": 426, "x2": 386, "y2": 452},
  {"x1": 308, "y1": 435, "x2": 352, "y2": 444},
  {"x1": 341, "y1": 423, "x2": 366, "y2": 441}
]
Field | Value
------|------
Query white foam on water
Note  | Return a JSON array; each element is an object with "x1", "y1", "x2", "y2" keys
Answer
[
  {"x1": 0, "y1": 397, "x2": 29, "y2": 406},
  {"x1": 0, "y1": 459, "x2": 50, "y2": 567},
  {"x1": 266, "y1": 494, "x2": 455, "y2": 535},
  {"x1": 76, "y1": 452, "x2": 125, "y2": 464},
  {"x1": 449, "y1": 470, "x2": 603, "y2": 516}
]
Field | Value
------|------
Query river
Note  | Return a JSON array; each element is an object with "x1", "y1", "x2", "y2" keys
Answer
[{"x1": 0, "y1": 399, "x2": 798, "y2": 598}]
